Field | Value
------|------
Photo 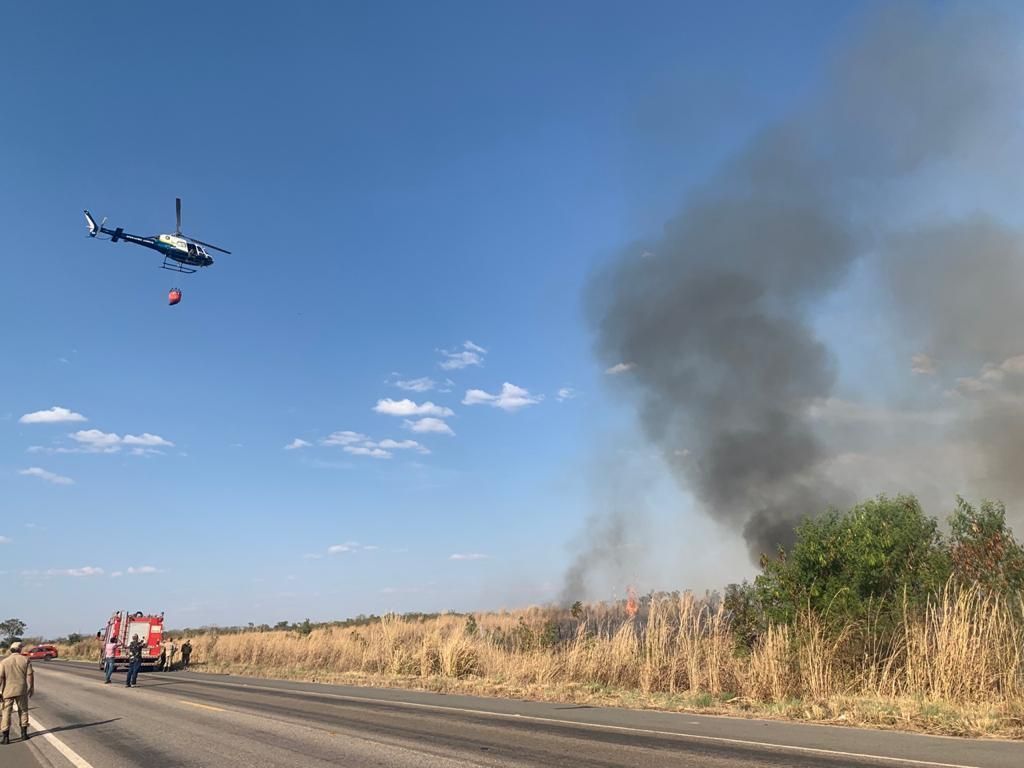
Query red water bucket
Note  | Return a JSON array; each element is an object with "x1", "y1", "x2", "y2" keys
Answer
[{"x1": 168, "y1": 289, "x2": 182, "y2": 306}]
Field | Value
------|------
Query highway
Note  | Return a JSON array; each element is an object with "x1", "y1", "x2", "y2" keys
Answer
[{"x1": 6, "y1": 660, "x2": 1021, "y2": 767}]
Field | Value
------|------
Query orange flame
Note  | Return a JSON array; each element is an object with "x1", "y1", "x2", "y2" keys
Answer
[{"x1": 626, "y1": 586, "x2": 639, "y2": 619}]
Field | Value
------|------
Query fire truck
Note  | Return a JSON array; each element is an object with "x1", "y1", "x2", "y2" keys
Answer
[{"x1": 98, "y1": 610, "x2": 165, "y2": 669}]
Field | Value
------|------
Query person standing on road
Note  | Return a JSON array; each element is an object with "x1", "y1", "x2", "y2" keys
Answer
[
  {"x1": 166, "y1": 640, "x2": 177, "y2": 672},
  {"x1": 103, "y1": 637, "x2": 118, "y2": 684},
  {"x1": 157, "y1": 644, "x2": 166, "y2": 672},
  {"x1": 0, "y1": 641, "x2": 34, "y2": 744},
  {"x1": 180, "y1": 639, "x2": 192, "y2": 669},
  {"x1": 126, "y1": 634, "x2": 144, "y2": 688}
]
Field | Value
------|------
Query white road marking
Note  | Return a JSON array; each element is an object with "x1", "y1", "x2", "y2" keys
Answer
[
  {"x1": 43, "y1": 662, "x2": 983, "y2": 768},
  {"x1": 29, "y1": 714, "x2": 96, "y2": 768}
]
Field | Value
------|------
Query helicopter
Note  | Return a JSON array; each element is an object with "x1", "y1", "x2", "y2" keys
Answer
[{"x1": 83, "y1": 198, "x2": 231, "y2": 275}]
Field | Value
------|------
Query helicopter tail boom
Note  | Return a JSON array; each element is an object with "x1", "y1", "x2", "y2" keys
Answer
[{"x1": 84, "y1": 210, "x2": 99, "y2": 236}]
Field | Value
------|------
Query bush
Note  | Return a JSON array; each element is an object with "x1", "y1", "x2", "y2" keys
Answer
[
  {"x1": 948, "y1": 496, "x2": 1024, "y2": 595},
  {"x1": 754, "y1": 495, "x2": 950, "y2": 625}
]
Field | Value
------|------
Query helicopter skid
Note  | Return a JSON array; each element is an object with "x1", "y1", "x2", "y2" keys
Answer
[{"x1": 161, "y1": 257, "x2": 198, "y2": 274}]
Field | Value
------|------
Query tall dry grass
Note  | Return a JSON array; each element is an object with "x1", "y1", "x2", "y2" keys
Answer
[{"x1": 54, "y1": 586, "x2": 1024, "y2": 736}]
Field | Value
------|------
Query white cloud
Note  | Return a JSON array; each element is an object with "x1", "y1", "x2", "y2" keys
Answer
[
  {"x1": 404, "y1": 417, "x2": 455, "y2": 435},
  {"x1": 449, "y1": 553, "x2": 488, "y2": 561},
  {"x1": 18, "y1": 467, "x2": 74, "y2": 485},
  {"x1": 344, "y1": 445, "x2": 392, "y2": 459},
  {"x1": 123, "y1": 433, "x2": 174, "y2": 447},
  {"x1": 111, "y1": 571, "x2": 123, "y2": 578},
  {"x1": 462, "y1": 383, "x2": 543, "y2": 411},
  {"x1": 321, "y1": 431, "x2": 367, "y2": 447},
  {"x1": 394, "y1": 376, "x2": 436, "y2": 393},
  {"x1": 67, "y1": 429, "x2": 173, "y2": 453},
  {"x1": 327, "y1": 542, "x2": 362, "y2": 554},
  {"x1": 440, "y1": 341, "x2": 487, "y2": 370},
  {"x1": 285, "y1": 438, "x2": 312, "y2": 450},
  {"x1": 19, "y1": 406, "x2": 87, "y2": 424},
  {"x1": 605, "y1": 362, "x2": 635, "y2": 375},
  {"x1": 66, "y1": 566, "x2": 103, "y2": 577},
  {"x1": 556, "y1": 387, "x2": 576, "y2": 402},
  {"x1": 126, "y1": 565, "x2": 159, "y2": 575},
  {"x1": 69, "y1": 430, "x2": 120, "y2": 448},
  {"x1": 378, "y1": 439, "x2": 429, "y2": 454},
  {"x1": 0, "y1": 536, "x2": 10, "y2": 544},
  {"x1": 911, "y1": 354, "x2": 937, "y2": 375},
  {"x1": 70, "y1": 429, "x2": 122, "y2": 451},
  {"x1": 373, "y1": 398, "x2": 454, "y2": 417},
  {"x1": 323, "y1": 431, "x2": 434, "y2": 456}
]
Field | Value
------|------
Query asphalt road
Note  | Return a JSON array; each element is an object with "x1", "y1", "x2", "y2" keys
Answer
[{"x1": 9, "y1": 660, "x2": 1021, "y2": 767}]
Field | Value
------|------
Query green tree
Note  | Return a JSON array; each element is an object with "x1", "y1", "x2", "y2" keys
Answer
[
  {"x1": 755, "y1": 495, "x2": 950, "y2": 624},
  {"x1": 948, "y1": 496, "x2": 1024, "y2": 595},
  {"x1": 0, "y1": 618, "x2": 26, "y2": 643}
]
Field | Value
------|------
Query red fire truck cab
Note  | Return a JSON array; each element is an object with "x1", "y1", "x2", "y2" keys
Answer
[{"x1": 99, "y1": 610, "x2": 165, "y2": 669}]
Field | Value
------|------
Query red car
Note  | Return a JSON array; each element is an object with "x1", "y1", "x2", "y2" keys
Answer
[{"x1": 22, "y1": 645, "x2": 58, "y2": 660}]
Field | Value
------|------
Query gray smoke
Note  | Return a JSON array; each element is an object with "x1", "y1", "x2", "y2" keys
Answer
[{"x1": 573, "y1": 2, "x2": 1024, "y2": 578}]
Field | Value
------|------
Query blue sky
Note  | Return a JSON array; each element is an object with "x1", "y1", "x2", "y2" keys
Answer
[{"x1": 1, "y1": 2, "x2": 862, "y2": 637}]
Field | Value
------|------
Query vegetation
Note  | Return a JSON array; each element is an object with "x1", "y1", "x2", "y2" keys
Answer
[
  {"x1": 53, "y1": 495, "x2": 1024, "y2": 738},
  {"x1": 0, "y1": 618, "x2": 26, "y2": 645}
]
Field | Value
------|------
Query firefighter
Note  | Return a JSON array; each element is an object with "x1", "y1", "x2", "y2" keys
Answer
[
  {"x1": 157, "y1": 644, "x2": 166, "y2": 672},
  {"x1": 0, "y1": 642, "x2": 34, "y2": 744},
  {"x1": 180, "y1": 639, "x2": 192, "y2": 669},
  {"x1": 167, "y1": 640, "x2": 177, "y2": 672},
  {"x1": 126, "y1": 634, "x2": 144, "y2": 688}
]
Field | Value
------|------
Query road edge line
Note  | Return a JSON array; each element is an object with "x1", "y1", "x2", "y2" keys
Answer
[{"x1": 27, "y1": 715, "x2": 95, "y2": 768}]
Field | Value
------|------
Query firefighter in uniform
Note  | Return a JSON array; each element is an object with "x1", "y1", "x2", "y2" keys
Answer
[
  {"x1": 126, "y1": 634, "x2": 144, "y2": 687},
  {"x1": 180, "y1": 639, "x2": 192, "y2": 669},
  {"x1": 0, "y1": 641, "x2": 34, "y2": 744}
]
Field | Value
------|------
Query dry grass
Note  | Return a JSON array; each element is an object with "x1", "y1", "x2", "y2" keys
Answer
[{"x1": 55, "y1": 586, "x2": 1024, "y2": 738}]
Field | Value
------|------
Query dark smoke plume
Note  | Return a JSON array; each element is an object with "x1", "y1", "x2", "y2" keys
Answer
[{"x1": 572, "y1": 3, "x2": 1024, "y2": 582}]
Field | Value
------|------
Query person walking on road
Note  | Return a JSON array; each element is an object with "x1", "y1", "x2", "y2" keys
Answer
[
  {"x1": 0, "y1": 641, "x2": 34, "y2": 744},
  {"x1": 126, "y1": 634, "x2": 144, "y2": 688},
  {"x1": 103, "y1": 637, "x2": 118, "y2": 684},
  {"x1": 180, "y1": 639, "x2": 192, "y2": 669}
]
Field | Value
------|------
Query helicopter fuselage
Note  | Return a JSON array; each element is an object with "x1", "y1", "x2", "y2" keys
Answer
[
  {"x1": 118, "y1": 232, "x2": 213, "y2": 267},
  {"x1": 96, "y1": 226, "x2": 213, "y2": 268}
]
